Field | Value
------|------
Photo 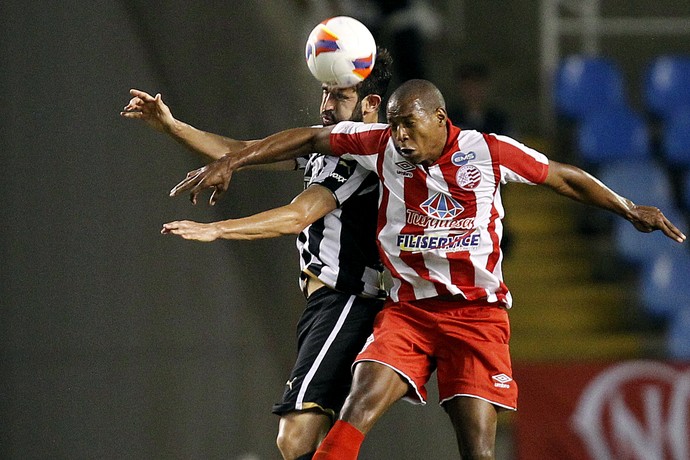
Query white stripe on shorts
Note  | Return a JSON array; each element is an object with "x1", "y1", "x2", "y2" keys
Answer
[{"x1": 296, "y1": 294, "x2": 356, "y2": 409}]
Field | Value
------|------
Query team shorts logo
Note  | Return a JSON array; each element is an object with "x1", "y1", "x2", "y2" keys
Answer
[
  {"x1": 456, "y1": 164, "x2": 481, "y2": 190},
  {"x1": 420, "y1": 192, "x2": 464, "y2": 220},
  {"x1": 451, "y1": 151, "x2": 476, "y2": 166},
  {"x1": 329, "y1": 172, "x2": 347, "y2": 183},
  {"x1": 492, "y1": 373, "x2": 513, "y2": 389}
]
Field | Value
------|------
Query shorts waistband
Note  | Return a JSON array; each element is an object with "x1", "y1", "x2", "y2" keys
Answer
[{"x1": 395, "y1": 296, "x2": 504, "y2": 311}]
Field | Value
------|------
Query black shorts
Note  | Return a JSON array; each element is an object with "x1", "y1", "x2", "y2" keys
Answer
[{"x1": 272, "y1": 287, "x2": 383, "y2": 419}]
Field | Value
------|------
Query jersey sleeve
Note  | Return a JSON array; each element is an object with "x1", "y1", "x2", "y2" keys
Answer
[
  {"x1": 494, "y1": 134, "x2": 549, "y2": 185},
  {"x1": 330, "y1": 121, "x2": 389, "y2": 157},
  {"x1": 308, "y1": 156, "x2": 373, "y2": 207}
]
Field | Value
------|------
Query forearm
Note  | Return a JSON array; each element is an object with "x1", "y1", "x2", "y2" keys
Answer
[
  {"x1": 213, "y1": 207, "x2": 307, "y2": 240},
  {"x1": 167, "y1": 119, "x2": 252, "y2": 161},
  {"x1": 229, "y1": 126, "x2": 332, "y2": 170},
  {"x1": 546, "y1": 162, "x2": 634, "y2": 219},
  {"x1": 240, "y1": 159, "x2": 298, "y2": 172},
  {"x1": 168, "y1": 126, "x2": 333, "y2": 203},
  {"x1": 163, "y1": 184, "x2": 337, "y2": 241}
]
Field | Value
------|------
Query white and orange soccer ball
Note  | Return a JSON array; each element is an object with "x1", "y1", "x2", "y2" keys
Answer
[{"x1": 305, "y1": 16, "x2": 377, "y2": 88}]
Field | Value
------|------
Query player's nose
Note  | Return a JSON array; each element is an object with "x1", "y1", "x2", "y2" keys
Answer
[
  {"x1": 322, "y1": 92, "x2": 335, "y2": 111},
  {"x1": 395, "y1": 126, "x2": 409, "y2": 143}
]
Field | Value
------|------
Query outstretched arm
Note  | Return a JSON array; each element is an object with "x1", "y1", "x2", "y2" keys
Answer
[
  {"x1": 161, "y1": 184, "x2": 337, "y2": 241},
  {"x1": 120, "y1": 89, "x2": 295, "y2": 169},
  {"x1": 542, "y1": 160, "x2": 686, "y2": 243},
  {"x1": 120, "y1": 89, "x2": 249, "y2": 160},
  {"x1": 169, "y1": 125, "x2": 335, "y2": 205}
]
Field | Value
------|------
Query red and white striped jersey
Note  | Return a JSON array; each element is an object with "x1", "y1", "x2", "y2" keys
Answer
[{"x1": 329, "y1": 120, "x2": 549, "y2": 307}]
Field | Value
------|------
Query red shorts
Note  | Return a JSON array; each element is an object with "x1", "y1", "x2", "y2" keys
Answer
[{"x1": 355, "y1": 297, "x2": 517, "y2": 410}]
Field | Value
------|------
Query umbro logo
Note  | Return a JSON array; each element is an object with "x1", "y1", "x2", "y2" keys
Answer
[
  {"x1": 395, "y1": 160, "x2": 415, "y2": 171},
  {"x1": 395, "y1": 160, "x2": 415, "y2": 177},
  {"x1": 492, "y1": 373, "x2": 513, "y2": 389}
]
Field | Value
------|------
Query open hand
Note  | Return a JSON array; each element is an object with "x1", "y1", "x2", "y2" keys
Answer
[
  {"x1": 161, "y1": 220, "x2": 219, "y2": 242},
  {"x1": 169, "y1": 156, "x2": 234, "y2": 205},
  {"x1": 120, "y1": 89, "x2": 175, "y2": 133}
]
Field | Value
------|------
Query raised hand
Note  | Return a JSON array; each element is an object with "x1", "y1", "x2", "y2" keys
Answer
[{"x1": 120, "y1": 89, "x2": 175, "y2": 133}]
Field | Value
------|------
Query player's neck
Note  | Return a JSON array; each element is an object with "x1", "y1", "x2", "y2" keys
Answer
[{"x1": 362, "y1": 112, "x2": 380, "y2": 124}]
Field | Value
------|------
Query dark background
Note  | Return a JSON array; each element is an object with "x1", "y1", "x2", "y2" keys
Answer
[{"x1": 2, "y1": 1, "x2": 689, "y2": 459}]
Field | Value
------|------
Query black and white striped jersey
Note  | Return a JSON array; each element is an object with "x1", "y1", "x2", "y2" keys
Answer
[{"x1": 296, "y1": 153, "x2": 385, "y2": 299}]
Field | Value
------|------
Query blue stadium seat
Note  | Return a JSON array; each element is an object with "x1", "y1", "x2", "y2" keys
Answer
[
  {"x1": 661, "y1": 107, "x2": 690, "y2": 168},
  {"x1": 643, "y1": 55, "x2": 690, "y2": 119},
  {"x1": 640, "y1": 248, "x2": 690, "y2": 318},
  {"x1": 597, "y1": 159, "x2": 675, "y2": 209},
  {"x1": 684, "y1": 172, "x2": 690, "y2": 210},
  {"x1": 576, "y1": 108, "x2": 650, "y2": 165},
  {"x1": 666, "y1": 307, "x2": 690, "y2": 360},
  {"x1": 601, "y1": 158, "x2": 682, "y2": 266},
  {"x1": 554, "y1": 55, "x2": 627, "y2": 120}
]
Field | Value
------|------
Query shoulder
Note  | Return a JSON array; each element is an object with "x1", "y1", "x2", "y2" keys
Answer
[
  {"x1": 330, "y1": 122, "x2": 390, "y2": 156},
  {"x1": 332, "y1": 121, "x2": 389, "y2": 135}
]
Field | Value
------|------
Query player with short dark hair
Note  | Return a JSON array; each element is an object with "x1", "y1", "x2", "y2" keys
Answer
[
  {"x1": 168, "y1": 78, "x2": 686, "y2": 459},
  {"x1": 123, "y1": 48, "x2": 393, "y2": 460}
]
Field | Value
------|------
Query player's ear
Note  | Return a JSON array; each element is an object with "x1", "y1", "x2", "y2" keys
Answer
[
  {"x1": 362, "y1": 94, "x2": 382, "y2": 115},
  {"x1": 436, "y1": 107, "x2": 448, "y2": 125}
]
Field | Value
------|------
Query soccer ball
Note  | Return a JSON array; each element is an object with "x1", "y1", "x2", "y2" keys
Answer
[{"x1": 305, "y1": 16, "x2": 377, "y2": 88}]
